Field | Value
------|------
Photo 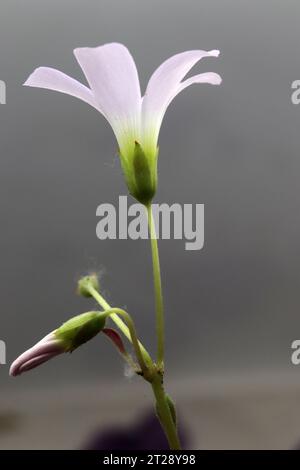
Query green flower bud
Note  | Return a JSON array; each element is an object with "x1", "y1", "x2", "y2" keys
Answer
[
  {"x1": 55, "y1": 311, "x2": 106, "y2": 352},
  {"x1": 77, "y1": 274, "x2": 99, "y2": 297},
  {"x1": 156, "y1": 393, "x2": 177, "y2": 427},
  {"x1": 165, "y1": 394, "x2": 177, "y2": 426},
  {"x1": 120, "y1": 142, "x2": 158, "y2": 206}
]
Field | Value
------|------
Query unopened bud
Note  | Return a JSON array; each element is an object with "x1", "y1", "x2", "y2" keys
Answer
[
  {"x1": 165, "y1": 394, "x2": 177, "y2": 426},
  {"x1": 156, "y1": 393, "x2": 177, "y2": 427},
  {"x1": 55, "y1": 311, "x2": 106, "y2": 352},
  {"x1": 10, "y1": 311, "x2": 106, "y2": 376}
]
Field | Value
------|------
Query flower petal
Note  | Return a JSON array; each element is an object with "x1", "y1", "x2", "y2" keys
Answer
[
  {"x1": 18, "y1": 352, "x2": 59, "y2": 375},
  {"x1": 74, "y1": 43, "x2": 142, "y2": 154},
  {"x1": 9, "y1": 334, "x2": 63, "y2": 377},
  {"x1": 24, "y1": 67, "x2": 99, "y2": 111},
  {"x1": 141, "y1": 50, "x2": 221, "y2": 154}
]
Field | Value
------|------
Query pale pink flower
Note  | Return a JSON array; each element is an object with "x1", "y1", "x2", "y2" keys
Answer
[{"x1": 24, "y1": 43, "x2": 221, "y2": 164}]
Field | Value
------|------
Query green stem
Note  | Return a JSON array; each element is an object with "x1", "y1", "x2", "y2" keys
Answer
[
  {"x1": 151, "y1": 374, "x2": 181, "y2": 450},
  {"x1": 87, "y1": 285, "x2": 152, "y2": 368},
  {"x1": 146, "y1": 204, "x2": 165, "y2": 367}
]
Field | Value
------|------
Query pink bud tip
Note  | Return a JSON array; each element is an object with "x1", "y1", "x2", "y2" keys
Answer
[{"x1": 9, "y1": 331, "x2": 65, "y2": 377}]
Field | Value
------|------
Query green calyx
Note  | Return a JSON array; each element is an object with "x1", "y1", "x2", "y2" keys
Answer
[
  {"x1": 55, "y1": 311, "x2": 106, "y2": 352},
  {"x1": 120, "y1": 142, "x2": 158, "y2": 206}
]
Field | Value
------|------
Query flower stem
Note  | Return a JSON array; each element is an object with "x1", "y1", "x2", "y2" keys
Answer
[
  {"x1": 87, "y1": 285, "x2": 152, "y2": 368},
  {"x1": 151, "y1": 373, "x2": 181, "y2": 450},
  {"x1": 146, "y1": 204, "x2": 165, "y2": 367},
  {"x1": 101, "y1": 307, "x2": 149, "y2": 376}
]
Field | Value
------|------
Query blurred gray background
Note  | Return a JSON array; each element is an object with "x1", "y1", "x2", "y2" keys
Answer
[{"x1": 1, "y1": 0, "x2": 300, "y2": 449}]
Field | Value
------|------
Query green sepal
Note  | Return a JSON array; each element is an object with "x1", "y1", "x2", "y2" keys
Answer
[
  {"x1": 120, "y1": 142, "x2": 158, "y2": 205},
  {"x1": 55, "y1": 311, "x2": 106, "y2": 352}
]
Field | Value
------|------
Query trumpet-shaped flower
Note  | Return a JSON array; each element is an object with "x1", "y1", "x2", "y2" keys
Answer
[{"x1": 24, "y1": 43, "x2": 221, "y2": 204}]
